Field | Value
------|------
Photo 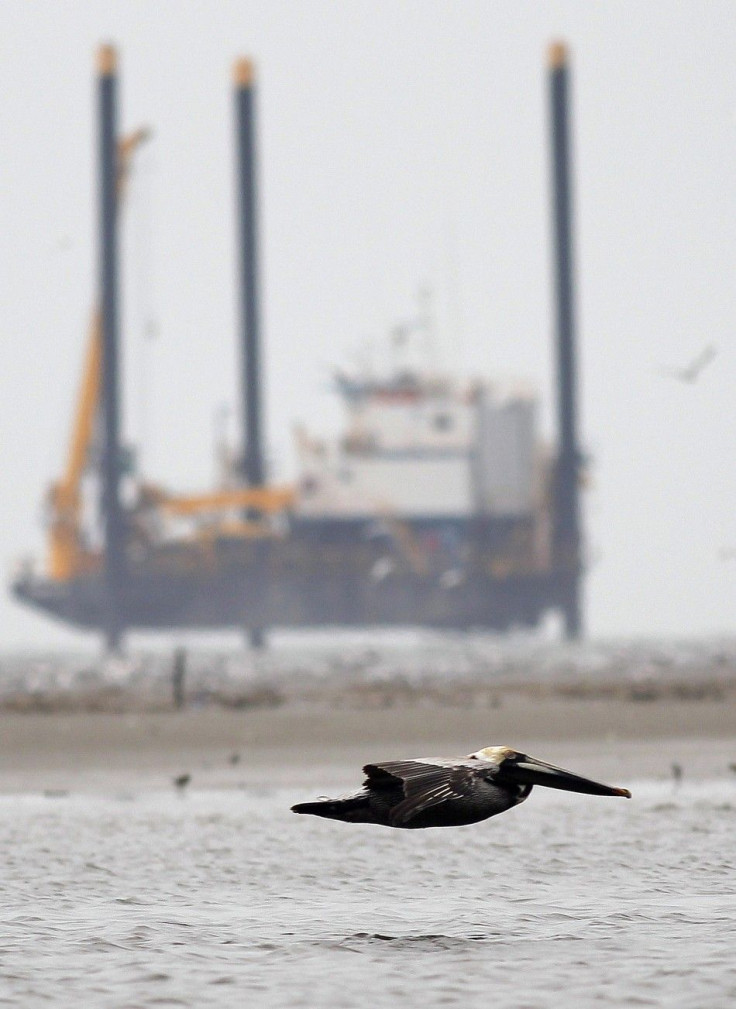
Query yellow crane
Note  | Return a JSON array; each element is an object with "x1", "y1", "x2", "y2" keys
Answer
[
  {"x1": 157, "y1": 486, "x2": 295, "y2": 517},
  {"x1": 47, "y1": 125, "x2": 295, "y2": 579},
  {"x1": 47, "y1": 128, "x2": 151, "y2": 580}
]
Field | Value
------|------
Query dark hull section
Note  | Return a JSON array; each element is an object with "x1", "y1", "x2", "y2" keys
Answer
[{"x1": 12, "y1": 518, "x2": 579, "y2": 635}]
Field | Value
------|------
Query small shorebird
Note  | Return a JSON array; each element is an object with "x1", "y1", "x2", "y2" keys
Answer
[{"x1": 291, "y1": 746, "x2": 631, "y2": 829}]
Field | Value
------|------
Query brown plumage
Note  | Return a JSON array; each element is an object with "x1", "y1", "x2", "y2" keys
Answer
[{"x1": 292, "y1": 745, "x2": 631, "y2": 829}]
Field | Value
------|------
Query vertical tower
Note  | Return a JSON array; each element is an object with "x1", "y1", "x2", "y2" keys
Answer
[
  {"x1": 97, "y1": 43, "x2": 126, "y2": 652},
  {"x1": 233, "y1": 57, "x2": 265, "y2": 488},
  {"x1": 548, "y1": 41, "x2": 582, "y2": 638},
  {"x1": 234, "y1": 58, "x2": 267, "y2": 648}
]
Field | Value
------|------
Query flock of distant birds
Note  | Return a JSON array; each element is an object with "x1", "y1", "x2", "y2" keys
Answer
[{"x1": 40, "y1": 751, "x2": 736, "y2": 809}]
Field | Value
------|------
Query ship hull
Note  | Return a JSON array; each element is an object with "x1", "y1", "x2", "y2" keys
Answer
[{"x1": 12, "y1": 517, "x2": 578, "y2": 634}]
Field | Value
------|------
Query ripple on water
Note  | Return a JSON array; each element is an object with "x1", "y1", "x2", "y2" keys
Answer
[
  {"x1": 334, "y1": 932, "x2": 491, "y2": 952},
  {"x1": 0, "y1": 782, "x2": 735, "y2": 1007}
]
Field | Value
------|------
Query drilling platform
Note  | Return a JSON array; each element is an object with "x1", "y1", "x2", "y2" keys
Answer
[{"x1": 12, "y1": 42, "x2": 584, "y2": 650}]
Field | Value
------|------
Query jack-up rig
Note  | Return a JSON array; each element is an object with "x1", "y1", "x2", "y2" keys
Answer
[{"x1": 12, "y1": 42, "x2": 583, "y2": 650}]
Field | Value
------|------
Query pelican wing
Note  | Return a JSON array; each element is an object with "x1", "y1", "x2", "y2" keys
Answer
[{"x1": 364, "y1": 759, "x2": 482, "y2": 827}]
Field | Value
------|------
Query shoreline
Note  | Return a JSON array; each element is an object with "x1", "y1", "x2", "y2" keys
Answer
[{"x1": 1, "y1": 692, "x2": 735, "y2": 793}]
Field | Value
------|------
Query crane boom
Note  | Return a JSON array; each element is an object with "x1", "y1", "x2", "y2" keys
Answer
[{"x1": 48, "y1": 128, "x2": 151, "y2": 580}]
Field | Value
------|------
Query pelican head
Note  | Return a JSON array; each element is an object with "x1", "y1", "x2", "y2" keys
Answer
[{"x1": 473, "y1": 746, "x2": 631, "y2": 798}]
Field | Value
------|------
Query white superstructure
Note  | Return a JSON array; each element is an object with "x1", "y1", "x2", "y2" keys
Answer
[{"x1": 295, "y1": 360, "x2": 540, "y2": 521}]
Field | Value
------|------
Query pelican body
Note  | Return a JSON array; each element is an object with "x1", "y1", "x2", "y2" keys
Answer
[{"x1": 291, "y1": 746, "x2": 631, "y2": 829}]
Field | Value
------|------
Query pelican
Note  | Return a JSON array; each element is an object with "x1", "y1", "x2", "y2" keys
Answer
[{"x1": 291, "y1": 746, "x2": 631, "y2": 829}]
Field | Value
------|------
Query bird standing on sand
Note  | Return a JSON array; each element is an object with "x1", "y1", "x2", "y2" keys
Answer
[{"x1": 291, "y1": 746, "x2": 631, "y2": 829}]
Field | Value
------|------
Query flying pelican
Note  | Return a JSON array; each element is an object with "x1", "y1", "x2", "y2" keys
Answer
[{"x1": 291, "y1": 746, "x2": 631, "y2": 829}]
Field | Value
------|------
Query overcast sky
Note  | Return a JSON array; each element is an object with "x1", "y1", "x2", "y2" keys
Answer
[{"x1": 1, "y1": 1, "x2": 735, "y2": 649}]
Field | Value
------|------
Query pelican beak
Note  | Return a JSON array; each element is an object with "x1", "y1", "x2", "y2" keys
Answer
[{"x1": 501, "y1": 753, "x2": 631, "y2": 798}]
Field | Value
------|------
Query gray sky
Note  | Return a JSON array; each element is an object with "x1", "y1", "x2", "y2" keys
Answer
[{"x1": 2, "y1": 1, "x2": 735, "y2": 648}]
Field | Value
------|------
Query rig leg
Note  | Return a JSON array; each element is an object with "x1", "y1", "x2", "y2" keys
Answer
[
  {"x1": 562, "y1": 583, "x2": 582, "y2": 640},
  {"x1": 248, "y1": 627, "x2": 267, "y2": 650},
  {"x1": 172, "y1": 647, "x2": 187, "y2": 709},
  {"x1": 104, "y1": 623, "x2": 124, "y2": 655}
]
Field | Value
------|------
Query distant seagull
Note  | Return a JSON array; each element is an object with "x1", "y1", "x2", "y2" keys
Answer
[
  {"x1": 291, "y1": 746, "x2": 630, "y2": 829},
  {"x1": 370, "y1": 557, "x2": 396, "y2": 583},
  {"x1": 439, "y1": 568, "x2": 465, "y2": 589},
  {"x1": 173, "y1": 773, "x2": 191, "y2": 791},
  {"x1": 660, "y1": 344, "x2": 717, "y2": 384}
]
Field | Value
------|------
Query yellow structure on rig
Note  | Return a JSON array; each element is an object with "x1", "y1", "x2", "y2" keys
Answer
[
  {"x1": 14, "y1": 42, "x2": 584, "y2": 650},
  {"x1": 47, "y1": 128, "x2": 150, "y2": 581},
  {"x1": 46, "y1": 124, "x2": 295, "y2": 584}
]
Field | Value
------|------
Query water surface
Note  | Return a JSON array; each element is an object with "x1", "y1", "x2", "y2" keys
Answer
[{"x1": 1, "y1": 776, "x2": 735, "y2": 1007}]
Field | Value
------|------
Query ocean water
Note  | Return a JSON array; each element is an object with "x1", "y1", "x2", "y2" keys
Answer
[{"x1": 2, "y1": 776, "x2": 735, "y2": 1007}]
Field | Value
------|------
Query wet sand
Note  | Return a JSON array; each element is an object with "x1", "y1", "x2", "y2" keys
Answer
[{"x1": 1, "y1": 691, "x2": 735, "y2": 793}]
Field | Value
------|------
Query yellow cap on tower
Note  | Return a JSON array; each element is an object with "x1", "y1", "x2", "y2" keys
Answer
[
  {"x1": 97, "y1": 43, "x2": 117, "y2": 76},
  {"x1": 548, "y1": 41, "x2": 568, "y2": 70},
  {"x1": 234, "y1": 57, "x2": 255, "y2": 87}
]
